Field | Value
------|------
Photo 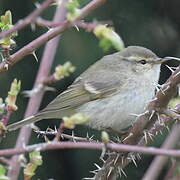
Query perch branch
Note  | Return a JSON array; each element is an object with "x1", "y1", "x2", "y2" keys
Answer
[{"x1": 1, "y1": 141, "x2": 180, "y2": 157}]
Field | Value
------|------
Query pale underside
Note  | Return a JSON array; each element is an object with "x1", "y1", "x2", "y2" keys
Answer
[
  {"x1": 37, "y1": 54, "x2": 160, "y2": 132},
  {"x1": 7, "y1": 48, "x2": 161, "y2": 132}
]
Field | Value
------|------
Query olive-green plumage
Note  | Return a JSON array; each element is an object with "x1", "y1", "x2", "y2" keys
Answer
[{"x1": 7, "y1": 46, "x2": 178, "y2": 132}]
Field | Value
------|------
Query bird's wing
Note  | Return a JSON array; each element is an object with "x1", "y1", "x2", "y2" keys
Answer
[{"x1": 39, "y1": 71, "x2": 122, "y2": 114}]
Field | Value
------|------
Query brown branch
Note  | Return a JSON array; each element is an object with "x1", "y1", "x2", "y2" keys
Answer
[
  {"x1": 0, "y1": 0, "x2": 107, "y2": 72},
  {"x1": 36, "y1": 17, "x2": 65, "y2": 28},
  {"x1": 0, "y1": 0, "x2": 55, "y2": 39},
  {"x1": 34, "y1": 128, "x2": 95, "y2": 142},
  {"x1": 1, "y1": 141, "x2": 180, "y2": 157}
]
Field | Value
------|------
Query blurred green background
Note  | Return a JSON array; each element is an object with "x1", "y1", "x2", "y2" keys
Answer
[{"x1": 0, "y1": 0, "x2": 180, "y2": 179}]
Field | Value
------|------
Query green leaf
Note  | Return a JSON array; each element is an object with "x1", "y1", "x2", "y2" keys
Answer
[{"x1": 0, "y1": 165, "x2": 6, "y2": 175}]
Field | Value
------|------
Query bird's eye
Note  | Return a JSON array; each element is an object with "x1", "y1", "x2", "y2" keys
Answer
[{"x1": 139, "y1": 60, "x2": 147, "y2": 65}]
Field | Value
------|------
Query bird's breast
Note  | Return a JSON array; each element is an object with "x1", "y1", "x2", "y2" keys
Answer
[{"x1": 77, "y1": 80, "x2": 156, "y2": 131}]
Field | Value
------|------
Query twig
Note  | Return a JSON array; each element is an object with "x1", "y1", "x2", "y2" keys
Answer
[
  {"x1": 0, "y1": 0, "x2": 107, "y2": 72},
  {"x1": 1, "y1": 141, "x2": 180, "y2": 157},
  {"x1": 53, "y1": 122, "x2": 65, "y2": 141},
  {"x1": 34, "y1": 129, "x2": 95, "y2": 142},
  {"x1": 0, "y1": 0, "x2": 55, "y2": 39}
]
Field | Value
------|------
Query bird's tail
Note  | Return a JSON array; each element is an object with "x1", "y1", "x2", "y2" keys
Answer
[{"x1": 7, "y1": 115, "x2": 41, "y2": 132}]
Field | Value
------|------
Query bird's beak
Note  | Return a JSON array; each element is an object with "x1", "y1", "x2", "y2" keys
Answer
[{"x1": 155, "y1": 57, "x2": 180, "y2": 64}]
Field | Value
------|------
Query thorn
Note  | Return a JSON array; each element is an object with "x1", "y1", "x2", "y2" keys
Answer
[
  {"x1": 130, "y1": 154, "x2": 137, "y2": 167},
  {"x1": 100, "y1": 157, "x2": 105, "y2": 163},
  {"x1": 71, "y1": 131, "x2": 76, "y2": 142},
  {"x1": 113, "y1": 154, "x2": 120, "y2": 165},
  {"x1": 150, "y1": 97, "x2": 158, "y2": 102},
  {"x1": 157, "y1": 113, "x2": 165, "y2": 126},
  {"x1": 47, "y1": 28, "x2": 53, "y2": 33},
  {"x1": 122, "y1": 132, "x2": 133, "y2": 142},
  {"x1": 89, "y1": 135, "x2": 94, "y2": 141},
  {"x1": 166, "y1": 65, "x2": 175, "y2": 73},
  {"x1": 86, "y1": 132, "x2": 89, "y2": 139},
  {"x1": 100, "y1": 145, "x2": 106, "y2": 160},
  {"x1": 137, "y1": 153, "x2": 141, "y2": 160},
  {"x1": 4, "y1": 63, "x2": 8, "y2": 70},
  {"x1": 159, "y1": 130, "x2": 163, "y2": 135},
  {"x1": 30, "y1": 23, "x2": 36, "y2": 31},
  {"x1": 22, "y1": 83, "x2": 43, "y2": 97},
  {"x1": 147, "y1": 132, "x2": 154, "y2": 141},
  {"x1": 73, "y1": 24, "x2": 80, "y2": 31},
  {"x1": 90, "y1": 170, "x2": 97, "y2": 175},
  {"x1": 149, "y1": 110, "x2": 155, "y2": 120},
  {"x1": 174, "y1": 71, "x2": 180, "y2": 77},
  {"x1": 113, "y1": 136, "x2": 121, "y2": 143},
  {"x1": 44, "y1": 86, "x2": 56, "y2": 92},
  {"x1": 118, "y1": 167, "x2": 127, "y2": 177},
  {"x1": 86, "y1": 132, "x2": 94, "y2": 141},
  {"x1": 34, "y1": 2, "x2": 41, "y2": 8},
  {"x1": 44, "y1": 135, "x2": 49, "y2": 142},
  {"x1": 143, "y1": 131, "x2": 148, "y2": 144},
  {"x1": 166, "y1": 126, "x2": 170, "y2": 132},
  {"x1": 32, "y1": 51, "x2": 39, "y2": 62},
  {"x1": 54, "y1": 126, "x2": 58, "y2": 133},
  {"x1": 130, "y1": 113, "x2": 140, "y2": 117},
  {"x1": 162, "y1": 84, "x2": 170, "y2": 93},
  {"x1": 121, "y1": 156, "x2": 124, "y2": 165},
  {"x1": 94, "y1": 163, "x2": 101, "y2": 170},
  {"x1": 107, "y1": 167, "x2": 114, "y2": 178},
  {"x1": 155, "y1": 84, "x2": 165, "y2": 95},
  {"x1": 130, "y1": 112, "x2": 144, "y2": 118},
  {"x1": 117, "y1": 167, "x2": 122, "y2": 177}
]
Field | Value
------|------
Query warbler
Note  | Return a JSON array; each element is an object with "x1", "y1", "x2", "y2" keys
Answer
[{"x1": 7, "y1": 46, "x2": 179, "y2": 132}]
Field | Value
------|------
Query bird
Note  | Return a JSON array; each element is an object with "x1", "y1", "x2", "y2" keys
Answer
[{"x1": 7, "y1": 46, "x2": 177, "y2": 132}]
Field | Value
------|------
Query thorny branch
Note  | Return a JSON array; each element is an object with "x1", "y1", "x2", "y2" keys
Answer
[
  {"x1": 93, "y1": 66, "x2": 180, "y2": 180},
  {"x1": 34, "y1": 128, "x2": 95, "y2": 142},
  {"x1": 1, "y1": 141, "x2": 180, "y2": 157}
]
